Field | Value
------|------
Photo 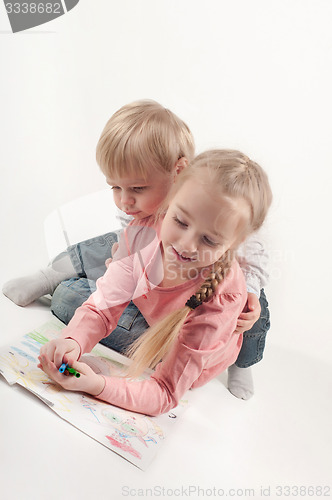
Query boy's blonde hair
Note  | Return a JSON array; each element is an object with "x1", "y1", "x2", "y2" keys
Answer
[
  {"x1": 126, "y1": 149, "x2": 272, "y2": 378},
  {"x1": 96, "y1": 100, "x2": 195, "y2": 179}
]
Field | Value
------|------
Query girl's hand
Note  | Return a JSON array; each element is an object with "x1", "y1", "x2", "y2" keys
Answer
[
  {"x1": 233, "y1": 293, "x2": 261, "y2": 334},
  {"x1": 39, "y1": 338, "x2": 80, "y2": 368},
  {"x1": 38, "y1": 354, "x2": 106, "y2": 396}
]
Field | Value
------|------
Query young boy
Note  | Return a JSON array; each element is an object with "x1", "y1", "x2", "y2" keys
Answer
[{"x1": 2, "y1": 99, "x2": 270, "y2": 399}]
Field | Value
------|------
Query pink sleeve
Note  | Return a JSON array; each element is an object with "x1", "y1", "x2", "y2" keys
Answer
[
  {"x1": 60, "y1": 254, "x2": 136, "y2": 354},
  {"x1": 95, "y1": 291, "x2": 246, "y2": 416}
]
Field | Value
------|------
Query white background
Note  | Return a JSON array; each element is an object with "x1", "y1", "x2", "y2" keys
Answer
[{"x1": 0, "y1": 1, "x2": 331, "y2": 499}]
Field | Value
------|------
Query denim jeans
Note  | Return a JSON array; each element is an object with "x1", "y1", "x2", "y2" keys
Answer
[
  {"x1": 235, "y1": 289, "x2": 270, "y2": 368},
  {"x1": 51, "y1": 277, "x2": 149, "y2": 354},
  {"x1": 67, "y1": 231, "x2": 119, "y2": 281}
]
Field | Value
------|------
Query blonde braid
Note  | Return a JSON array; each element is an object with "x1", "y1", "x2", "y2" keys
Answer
[{"x1": 186, "y1": 250, "x2": 234, "y2": 309}]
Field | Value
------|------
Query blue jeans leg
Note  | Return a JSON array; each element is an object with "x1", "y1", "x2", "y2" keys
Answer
[
  {"x1": 235, "y1": 289, "x2": 271, "y2": 368},
  {"x1": 51, "y1": 278, "x2": 148, "y2": 355},
  {"x1": 67, "y1": 232, "x2": 119, "y2": 281},
  {"x1": 51, "y1": 277, "x2": 96, "y2": 325},
  {"x1": 51, "y1": 231, "x2": 118, "y2": 325}
]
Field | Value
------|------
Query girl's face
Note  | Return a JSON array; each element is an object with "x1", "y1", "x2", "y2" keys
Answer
[{"x1": 160, "y1": 177, "x2": 248, "y2": 280}]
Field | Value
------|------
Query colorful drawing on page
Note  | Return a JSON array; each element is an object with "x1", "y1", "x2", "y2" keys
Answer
[
  {"x1": 0, "y1": 350, "x2": 49, "y2": 387},
  {"x1": 101, "y1": 406, "x2": 164, "y2": 460},
  {"x1": 0, "y1": 318, "x2": 190, "y2": 470}
]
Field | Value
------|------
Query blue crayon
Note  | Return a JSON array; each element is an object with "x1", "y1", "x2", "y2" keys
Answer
[
  {"x1": 59, "y1": 362, "x2": 68, "y2": 373},
  {"x1": 59, "y1": 362, "x2": 81, "y2": 378}
]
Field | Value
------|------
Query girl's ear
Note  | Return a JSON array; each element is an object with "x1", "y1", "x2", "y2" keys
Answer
[{"x1": 174, "y1": 157, "x2": 188, "y2": 176}]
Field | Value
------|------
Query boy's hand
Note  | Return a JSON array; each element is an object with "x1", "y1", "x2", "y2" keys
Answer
[
  {"x1": 233, "y1": 292, "x2": 261, "y2": 334},
  {"x1": 105, "y1": 242, "x2": 120, "y2": 267},
  {"x1": 38, "y1": 355, "x2": 105, "y2": 396},
  {"x1": 111, "y1": 242, "x2": 119, "y2": 257},
  {"x1": 105, "y1": 242, "x2": 119, "y2": 269},
  {"x1": 39, "y1": 338, "x2": 80, "y2": 368},
  {"x1": 105, "y1": 257, "x2": 112, "y2": 268}
]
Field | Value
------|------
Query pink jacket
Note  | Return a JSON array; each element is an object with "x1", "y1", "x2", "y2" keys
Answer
[{"x1": 61, "y1": 222, "x2": 247, "y2": 416}]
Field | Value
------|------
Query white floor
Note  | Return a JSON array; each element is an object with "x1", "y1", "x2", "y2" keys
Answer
[{"x1": 0, "y1": 291, "x2": 331, "y2": 500}]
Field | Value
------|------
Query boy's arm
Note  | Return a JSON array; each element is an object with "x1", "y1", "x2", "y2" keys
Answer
[
  {"x1": 235, "y1": 226, "x2": 269, "y2": 333},
  {"x1": 236, "y1": 227, "x2": 269, "y2": 297}
]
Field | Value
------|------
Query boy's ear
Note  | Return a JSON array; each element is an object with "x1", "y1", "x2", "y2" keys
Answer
[{"x1": 175, "y1": 157, "x2": 188, "y2": 175}]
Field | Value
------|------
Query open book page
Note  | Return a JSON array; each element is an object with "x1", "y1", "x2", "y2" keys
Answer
[{"x1": 0, "y1": 318, "x2": 190, "y2": 470}]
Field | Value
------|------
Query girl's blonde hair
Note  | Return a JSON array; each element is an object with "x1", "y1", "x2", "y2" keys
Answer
[
  {"x1": 96, "y1": 100, "x2": 195, "y2": 179},
  {"x1": 125, "y1": 149, "x2": 272, "y2": 378}
]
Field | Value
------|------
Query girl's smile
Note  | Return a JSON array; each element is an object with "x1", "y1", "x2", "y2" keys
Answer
[{"x1": 171, "y1": 246, "x2": 197, "y2": 263}]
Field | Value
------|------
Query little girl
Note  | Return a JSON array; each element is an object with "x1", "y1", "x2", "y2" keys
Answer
[{"x1": 38, "y1": 149, "x2": 272, "y2": 416}]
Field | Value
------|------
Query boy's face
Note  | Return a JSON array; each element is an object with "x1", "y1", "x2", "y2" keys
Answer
[{"x1": 106, "y1": 169, "x2": 174, "y2": 220}]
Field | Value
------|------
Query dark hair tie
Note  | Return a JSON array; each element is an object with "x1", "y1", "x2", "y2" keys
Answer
[{"x1": 185, "y1": 295, "x2": 202, "y2": 310}]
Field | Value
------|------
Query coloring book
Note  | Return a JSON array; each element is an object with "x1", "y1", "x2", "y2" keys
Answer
[{"x1": 0, "y1": 318, "x2": 189, "y2": 470}]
